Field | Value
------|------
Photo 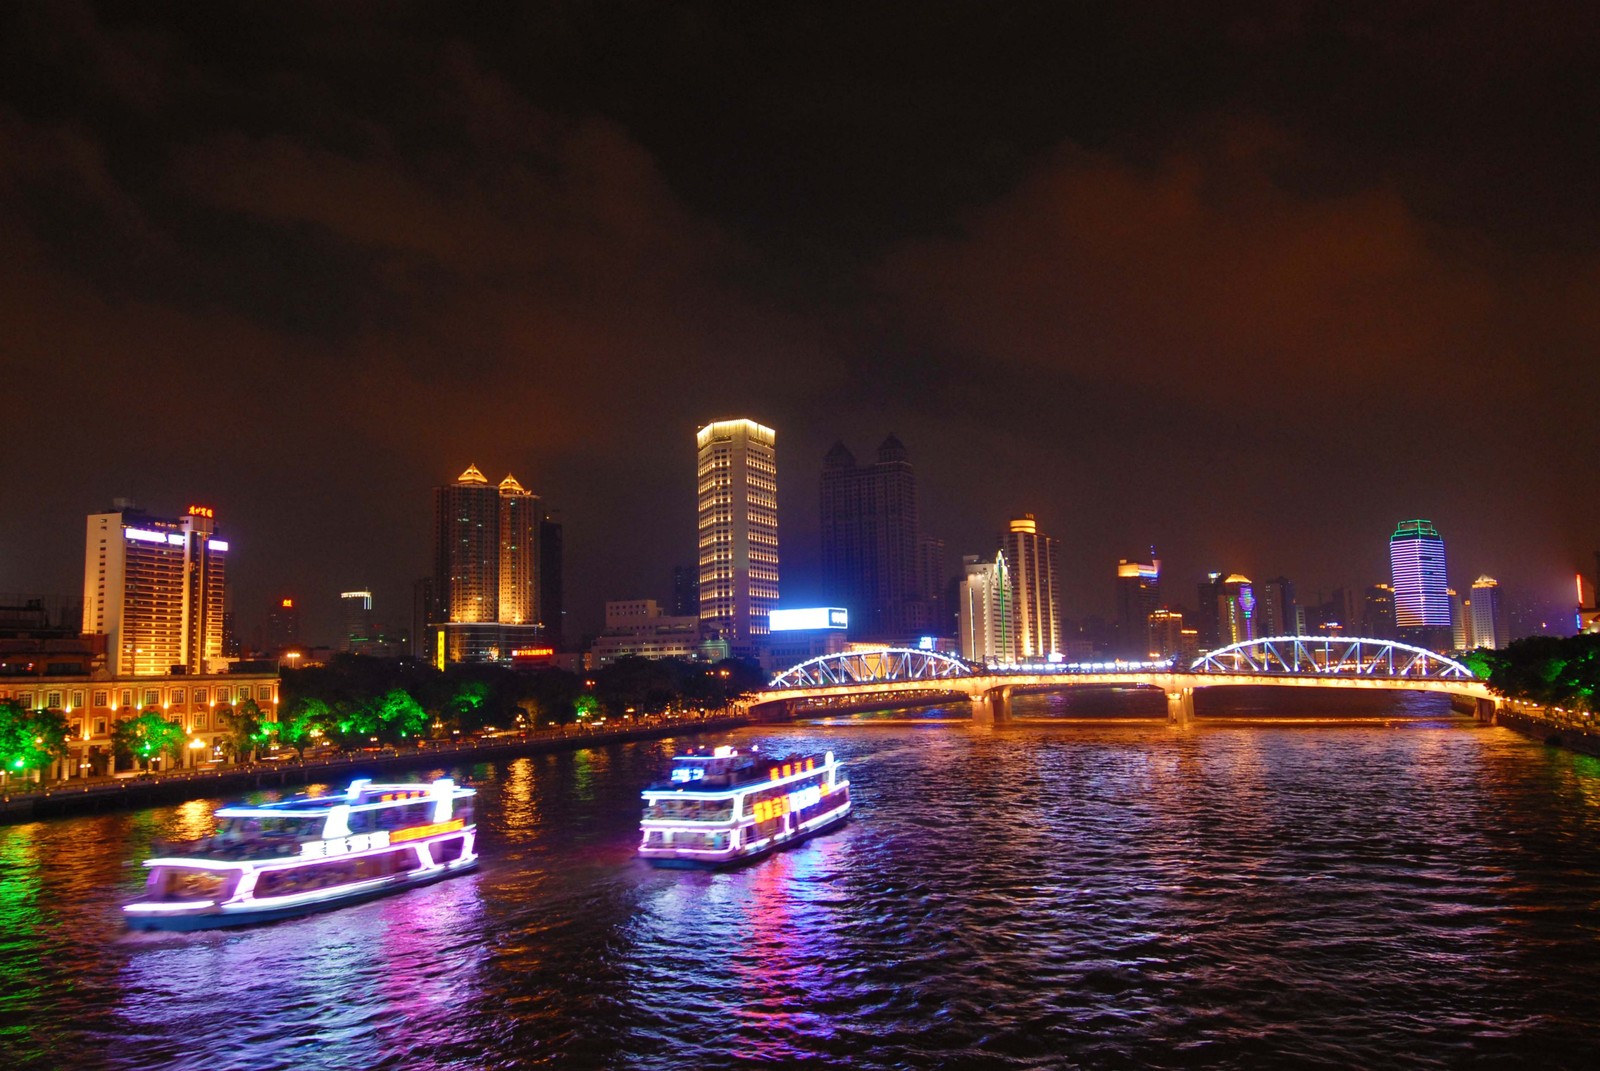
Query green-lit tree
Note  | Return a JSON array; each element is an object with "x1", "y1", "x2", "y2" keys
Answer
[
  {"x1": 279, "y1": 696, "x2": 333, "y2": 758},
  {"x1": 375, "y1": 688, "x2": 429, "y2": 742},
  {"x1": 0, "y1": 700, "x2": 70, "y2": 784},
  {"x1": 111, "y1": 709, "x2": 186, "y2": 772},
  {"x1": 218, "y1": 698, "x2": 272, "y2": 763},
  {"x1": 1479, "y1": 634, "x2": 1600, "y2": 712}
]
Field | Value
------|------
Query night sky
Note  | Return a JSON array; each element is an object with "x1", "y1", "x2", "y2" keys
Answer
[{"x1": 4, "y1": 2, "x2": 1599, "y2": 644}]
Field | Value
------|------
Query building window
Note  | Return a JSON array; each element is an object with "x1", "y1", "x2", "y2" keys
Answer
[
  {"x1": 259, "y1": 686, "x2": 273, "y2": 700},
  {"x1": 71, "y1": 691, "x2": 85, "y2": 709},
  {"x1": 216, "y1": 687, "x2": 231, "y2": 704},
  {"x1": 47, "y1": 692, "x2": 62, "y2": 709},
  {"x1": 144, "y1": 690, "x2": 159, "y2": 709},
  {"x1": 195, "y1": 688, "x2": 208, "y2": 704},
  {"x1": 69, "y1": 719, "x2": 83, "y2": 736},
  {"x1": 193, "y1": 712, "x2": 207, "y2": 730},
  {"x1": 119, "y1": 689, "x2": 132, "y2": 709},
  {"x1": 171, "y1": 688, "x2": 185, "y2": 705},
  {"x1": 93, "y1": 690, "x2": 108, "y2": 708},
  {"x1": 93, "y1": 719, "x2": 107, "y2": 735}
]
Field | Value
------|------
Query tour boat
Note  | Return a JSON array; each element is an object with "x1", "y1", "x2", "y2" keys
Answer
[
  {"x1": 638, "y1": 745, "x2": 850, "y2": 867},
  {"x1": 124, "y1": 777, "x2": 478, "y2": 931}
]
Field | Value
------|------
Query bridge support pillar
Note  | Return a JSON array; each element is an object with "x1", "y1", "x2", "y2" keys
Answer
[
  {"x1": 1475, "y1": 697, "x2": 1499, "y2": 724},
  {"x1": 971, "y1": 686, "x2": 1012, "y2": 725},
  {"x1": 1166, "y1": 688, "x2": 1195, "y2": 726}
]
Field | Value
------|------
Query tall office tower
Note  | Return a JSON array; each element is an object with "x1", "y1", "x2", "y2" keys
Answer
[
  {"x1": 1389, "y1": 519, "x2": 1452, "y2": 650},
  {"x1": 1363, "y1": 584, "x2": 1397, "y2": 639},
  {"x1": 1148, "y1": 609, "x2": 1186, "y2": 661},
  {"x1": 916, "y1": 534, "x2": 949, "y2": 635},
  {"x1": 671, "y1": 564, "x2": 699, "y2": 618},
  {"x1": 1000, "y1": 515, "x2": 1061, "y2": 661},
  {"x1": 540, "y1": 511, "x2": 564, "y2": 646},
  {"x1": 958, "y1": 553, "x2": 1013, "y2": 664},
  {"x1": 1114, "y1": 552, "x2": 1160, "y2": 657},
  {"x1": 697, "y1": 419, "x2": 779, "y2": 653},
  {"x1": 83, "y1": 504, "x2": 230, "y2": 676},
  {"x1": 1450, "y1": 589, "x2": 1472, "y2": 650},
  {"x1": 340, "y1": 590, "x2": 374, "y2": 653},
  {"x1": 497, "y1": 476, "x2": 540, "y2": 626},
  {"x1": 1196, "y1": 572, "x2": 1224, "y2": 650},
  {"x1": 411, "y1": 577, "x2": 436, "y2": 659},
  {"x1": 431, "y1": 464, "x2": 545, "y2": 664},
  {"x1": 1219, "y1": 574, "x2": 1256, "y2": 645},
  {"x1": 1470, "y1": 576, "x2": 1510, "y2": 649},
  {"x1": 1258, "y1": 576, "x2": 1297, "y2": 637},
  {"x1": 819, "y1": 435, "x2": 918, "y2": 639},
  {"x1": 266, "y1": 597, "x2": 300, "y2": 652}
]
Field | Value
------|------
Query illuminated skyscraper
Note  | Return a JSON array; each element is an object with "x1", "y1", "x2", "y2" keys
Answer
[
  {"x1": 958, "y1": 552, "x2": 1012, "y2": 664},
  {"x1": 820, "y1": 435, "x2": 918, "y2": 639},
  {"x1": 340, "y1": 590, "x2": 374, "y2": 653},
  {"x1": 697, "y1": 419, "x2": 779, "y2": 653},
  {"x1": 1470, "y1": 576, "x2": 1509, "y2": 649},
  {"x1": 1114, "y1": 552, "x2": 1160, "y2": 657},
  {"x1": 1219, "y1": 574, "x2": 1256, "y2": 645},
  {"x1": 83, "y1": 503, "x2": 230, "y2": 676},
  {"x1": 431, "y1": 464, "x2": 543, "y2": 664},
  {"x1": 1258, "y1": 576, "x2": 1297, "y2": 637},
  {"x1": 1389, "y1": 519, "x2": 1452, "y2": 649},
  {"x1": 1000, "y1": 515, "x2": 1061, "y2": 660}
]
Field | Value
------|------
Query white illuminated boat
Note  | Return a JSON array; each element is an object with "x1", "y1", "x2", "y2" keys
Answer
[
  {"x1": 124, "y1": 777, "x2": 477, "y2": 931},
  {"x1": 638, "y1": 746, "x2": 850, "y2": 868}
]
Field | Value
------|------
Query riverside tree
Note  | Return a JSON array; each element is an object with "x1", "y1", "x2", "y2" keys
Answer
[
  {"x1": 0, "y1": 699, "x2": 70, "y2": 782},
  {"x1": 111, "y1": 709, "x2": 186, "y2": 771}
]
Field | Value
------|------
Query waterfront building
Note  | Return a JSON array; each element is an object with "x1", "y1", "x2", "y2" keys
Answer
[
  {"x1": 914, "y1": 535, "x2": 949, "y2": 636},
  {"x1": 589, "y1": 599, "x2": 702, "y2": 667},
  {"x1": 1470, "y1": 576, "x2": 1509, "y2": 649},
  {"x1": 1196, "y1": 572, "x2": 1224, "y2": 650},
  {"x1": 761, "y1": 607, "x2": 850, "y2": 675},
  {"x1": 1147, "y1": 608, "x2": 1185, "y2": 661},
  {"x1": 540, "y1": 510, "x2": 564, "y2": 647},
  {"x1": 697, "y1": 419, "x2": 779, "y2": 655},
  {"x1": 1001, "y1": 516, "x2": 1061, "y2": 661},
  {"x1": 1219, "y1": 574, "x2": 1256, "y2": 645},
  {"x1": 430, "y1": 464, "x2": 545, "y2": 664},
  {"x1": 1450, "y1": 589, "x2": 1472, "y2": 650},
  {"x1": 819, "y1": 435, "x2": 919, "y2": 640},
  {"x1": 0, "y1": 665, "x2": 280, "y2": 778},
  {"x1": 83, "y1": 504, "x2": 230, "y2": 676},
  {"x1": 1389, "y1": 520, "x2": 1452, "y2": 650},
  {"x1": 1115, "y1": 553, "x2": 1161, "y2": 658},
  {"x1": 339, "y1": 590, "x2": 374, "y2": 653},
  {"x1": 266, "y1": 597, "x2": 301, "y2": 653},
  {"x1": 958, "y1": 553, "x2": 1013, "y2": 664},
  {"x1": 1363, "y1": 584, "x2": 1397, "y2": 639},
  {"x1": 1257, "y1": 576, "x2": 1297, "y2": 637},
  {"x1": 671, "y1": 564, "x2": 699, "y2": 618}
]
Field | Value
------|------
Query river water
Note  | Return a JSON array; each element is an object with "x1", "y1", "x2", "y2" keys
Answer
[{"x1": 4, "y1": 695, "x2": 1600, "y2": 1069}]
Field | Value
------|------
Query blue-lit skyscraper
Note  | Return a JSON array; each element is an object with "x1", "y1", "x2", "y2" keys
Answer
[{"x1": 1389, "y1": 519, "x2": 1452, "y2": 650}]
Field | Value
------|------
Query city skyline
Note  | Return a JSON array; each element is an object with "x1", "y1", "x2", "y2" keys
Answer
[{"x1": 2, "y1": 5, "x2": 1596, "y2": 646}]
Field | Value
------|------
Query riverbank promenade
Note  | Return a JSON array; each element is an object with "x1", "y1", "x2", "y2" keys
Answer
[{"x1": 0, "y1": 711, "x2": 750, "y2": 824}]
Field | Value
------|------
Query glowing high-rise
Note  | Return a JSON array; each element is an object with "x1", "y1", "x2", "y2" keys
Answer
[
  {"x1": 1389, "y1": 519, "x2": 1452, "y2": 649},
  {"x1": 430, "y1": 464, "x2": 543, "y2": 663},
  {"x1": 1000, "y1": 515, "x2": 1061, "y2": 661},
  {"x1": 83, "y1": 504, "x2": 229, "y2": 676},
  {"x1": 697, "y1": 419, "x2": 779, "y2": 653}
]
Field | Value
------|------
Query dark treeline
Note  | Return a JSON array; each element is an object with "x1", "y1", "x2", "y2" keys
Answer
[
  {"x1": 276, "y1": 654, "x2": 766, "y2": 753},
  {"x1": 1468, "y1": 634, "x2": 1600, "y2": 711}
]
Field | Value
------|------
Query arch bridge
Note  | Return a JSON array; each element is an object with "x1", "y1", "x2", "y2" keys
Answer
[{"x1": 758, "y1": 638, "x2": 1494, "y2": 724}]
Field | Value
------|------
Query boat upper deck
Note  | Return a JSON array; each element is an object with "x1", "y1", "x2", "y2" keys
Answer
[{"x1": 644, "y1": 746, "x2": 833, "y2": 794}]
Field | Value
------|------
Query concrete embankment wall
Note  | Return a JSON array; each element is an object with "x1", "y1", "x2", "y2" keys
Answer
[
  {"x1": 1492, "y1": 706, "x2": 1600, "y2": 759},
  {"x1": 0, "y1": 716, "x2": 749, "y2": 825}
]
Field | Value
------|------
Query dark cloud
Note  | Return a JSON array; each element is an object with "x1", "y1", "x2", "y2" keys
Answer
[{"x1": 2, "y1": 2, "x2": 1597, "y2": 641}]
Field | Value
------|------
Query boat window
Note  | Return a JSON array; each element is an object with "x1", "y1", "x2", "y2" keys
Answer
[{"x1": 149, "y1": 867, "x2": 230, "y2": 902}]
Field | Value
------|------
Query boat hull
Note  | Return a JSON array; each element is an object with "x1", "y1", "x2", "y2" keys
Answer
[{"x1": 125, "y1": 857, "x2": 478, "y2": 932}]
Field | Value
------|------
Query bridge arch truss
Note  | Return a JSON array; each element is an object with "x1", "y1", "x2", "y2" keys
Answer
[
  {"x1": 1191, "y1": 636, "x2": 1476, "y2": 680},
  {"x1": 769, "y1": 648, "x2": 975, "y2": 689}
]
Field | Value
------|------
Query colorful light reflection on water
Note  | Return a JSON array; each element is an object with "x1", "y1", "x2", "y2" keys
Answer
[{"x1": 4, "y1": 703, "x2": 1600, "y2": 1068}]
